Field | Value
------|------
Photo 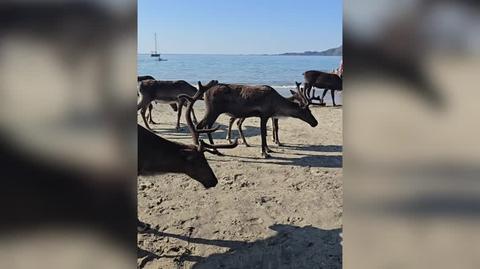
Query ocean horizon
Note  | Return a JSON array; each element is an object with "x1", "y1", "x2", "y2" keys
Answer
[{"x1": 138, "y1": 53, "x2": 342, "y2": 102}]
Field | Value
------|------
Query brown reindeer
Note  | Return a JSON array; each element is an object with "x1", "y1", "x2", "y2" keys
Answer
[
  {"x1": 138, "y1": 122, "x2": 235, "y2": 231},
  {"x1": 179, "y1": 84, "x2": 239, "y2": 155},
  {"x1": 137, "y1": 75, "x2": 177, "y2": 125},
  {"x1": 226, "y1": 82, "x2": 309, "y2": 147},
  {"x1": 138, "y1": 91, "x2": 237, "y2": 231},
  {"x1": 138, "y1": 124, "x2": 217, "y2": 188},
  {"x1": 137, "y1": 79, "x2": 218, "y2": 130},
  {"x1": 303, "y1": 70, "x2": 343, "y2": 106},
  {"x1": 195, "y1": 82, "x2": 318, "y2": 158}
]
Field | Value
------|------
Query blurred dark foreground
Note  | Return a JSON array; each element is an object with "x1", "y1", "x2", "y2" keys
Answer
[
  {"x1": 344, "y1": 0, "x2": 480, "y2": 268},
  {"x1": 0, "y1": 1, "x2": 136, "y2": 268}
]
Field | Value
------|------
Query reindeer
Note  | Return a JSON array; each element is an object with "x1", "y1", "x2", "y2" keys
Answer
[
  {"x1": 194, "y1": 82, "x2": 318, "y2": 158},
  {"x1": 137, "y1": 75, "x2": 177, "y2": 125},
  {"x1": 303, "y1": 70, "x2": 343, "y2": 106},
  {"x1": 138, "y1": 123, "x2": 237, "y2": 188},
  {"x1": 137, "y1": 80, "x2": 218, "y2": 130},
  {"x1": 138, "y1": 122, "x2": 236, "y2": 232},
  {"x1": 226, "y1": 82, "x2": 309, "y2": 147}
]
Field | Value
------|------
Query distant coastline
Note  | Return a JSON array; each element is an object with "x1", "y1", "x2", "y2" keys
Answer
[
  {"x1": 276, "y1": 45, "x2": 342, "y2": 56},
  {"x1": 137, "y1": 46, "x2": 343, "y2": 56}
]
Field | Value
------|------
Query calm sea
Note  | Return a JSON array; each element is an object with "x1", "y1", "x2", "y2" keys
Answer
[{"x1": 138, "y1": 54, "x2": 342, "y2": 100}]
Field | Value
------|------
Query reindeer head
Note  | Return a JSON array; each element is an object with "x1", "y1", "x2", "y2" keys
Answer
[
  {"x1": 292, "y1": 81, "x2": 318, "y2": 127},
  {"x1": 180, "y1": 146, "x2": 218, "y2": 188}
]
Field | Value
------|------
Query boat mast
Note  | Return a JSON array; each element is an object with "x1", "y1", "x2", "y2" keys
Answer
[{"x1": 154, "y1": 33, "x2": 158, "y2": 54}]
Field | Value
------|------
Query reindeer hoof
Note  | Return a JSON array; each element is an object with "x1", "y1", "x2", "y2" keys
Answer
[
  {"x1": 266, "y1": 148, "x2": 275, "y2": 153},
  {"x1": 244, "y1": 143, "x2": 251, "y2": 147},
  {"x1": 262, "y1": 153, "x2": 271, "y2": 159}
]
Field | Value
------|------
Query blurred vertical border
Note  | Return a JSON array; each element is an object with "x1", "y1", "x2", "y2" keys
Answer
[
  {"x1": 0, "y1": 1, "x2": 137, "y2": 268},
  {"x1": 344, "y1": 0, "x2": 480, "y2": 268}
]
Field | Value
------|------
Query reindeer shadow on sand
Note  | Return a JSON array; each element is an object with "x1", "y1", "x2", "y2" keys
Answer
[
  {"x1": 139, "y1": 224, "x2": 342, "y2": 269},
  {"x1": 234, "y1": 154, "x2": 342, "y2": 168},
  {"x1": 280, "y1": 144, "x2": 343, "y2": 153},
  {"x1": 208, "y1": 124, "x2": 260, "y2": 140}
]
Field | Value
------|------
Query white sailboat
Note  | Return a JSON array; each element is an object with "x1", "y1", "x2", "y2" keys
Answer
[{"x1": 150, "y1": 33, "x2": 160, "y2": 57}]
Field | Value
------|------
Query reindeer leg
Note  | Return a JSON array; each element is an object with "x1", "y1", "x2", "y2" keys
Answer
[
  {"x1": 331, "y1": 90, "x2": 336, "y2": 106},
  {"x1": 273, "y1": 118, "x2": 282, "y2": 146},
  {"x1": 260, "y1": 117, "x2": 270, "y2": 158},
  {"x1": 207, "y1": 123, "x2": 215, "y2": 145},
  {"x1": 148, "y1": 103, "x2": 158, "y2": 124},
  {"x1": 237, "y1": 118, "x2": 250, "y2": 147},
  {"x1": 321, "y1": 89, "x2": 328, "y2": 106},
  {"x1": 226, "y1": 117, "x2": 235, "y2": 143},
  {"x1": 197, "y1": 113, "x2": 219, "y2": 145},
  {"x1": 141, "y1": 106, "x2": 151, "y2": 130},
  {"x1": 264, "y1": 118, "x2": 276, "y2": 152},
  {"x1": 206, "y1": 122, "x2": 223, "y2": 155},
  {"x1": 305, "y1": 84, "x2": 312, "y2": 99},
  {"x1": 137, "y1": 95, "x2": 152, "y2": 130},
  {"x1": 272, "y1": 118, "x2": 276, "y2": 143},
  {"x1": 191, "y1": 106, "x2": 198, "y2": 125},
  {"x1": 176, "y1": 99, "x2": 184, "y2": 130}
]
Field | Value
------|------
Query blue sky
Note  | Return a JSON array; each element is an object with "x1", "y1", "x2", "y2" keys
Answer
[{"x1": 138, "y1": 0, "x2": 342, "y2": 54}]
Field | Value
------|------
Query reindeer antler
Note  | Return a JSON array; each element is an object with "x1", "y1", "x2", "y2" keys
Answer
[{"x1": 295, "y1": 81, "x2": 311, "y2": 107}]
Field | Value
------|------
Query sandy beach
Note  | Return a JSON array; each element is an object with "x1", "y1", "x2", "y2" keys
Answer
[{"x1": 138, "y1": 104, "x2": 343, "y2": 268}]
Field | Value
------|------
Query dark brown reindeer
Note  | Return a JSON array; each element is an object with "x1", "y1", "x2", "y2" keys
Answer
[
  {"x1": 137, "y1": 79, "x2": 218, "y2": 130},
  {"x1": 303, "y1": 70, "x2": 343, "y2": 106},
  {"x1": 195, "y1": 82, "x2": 318, "y2": 158},
  {"x1": 139, "y1": 124, "x2": 216, "y2": 188},
  {"x1": 137, "y1": 75, "x2": 177, "y2": 125},
  {"x1": 179, "y1": 84, "x2": 239, "y2": 155},
  {"x1": 226, "y1": 82, "x2": 309, "y2": 147},
  {"x1": 137, "y1": 96, "x2": 237, "y2": 231}
]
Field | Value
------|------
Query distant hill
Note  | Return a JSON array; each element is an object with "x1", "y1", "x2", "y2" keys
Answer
[{"x1": 278, "y1": 45, "x2": 342, "y2": 56}]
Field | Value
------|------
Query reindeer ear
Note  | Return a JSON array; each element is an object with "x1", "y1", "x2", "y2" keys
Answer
[
  {"x1": 295, "y1": 81, "x2": 300, "y2": 87},
  {"x1": 198, "y1": 81, "x2": 203, "y2": 89}
]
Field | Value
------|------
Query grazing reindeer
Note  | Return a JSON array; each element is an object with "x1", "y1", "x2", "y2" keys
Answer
[
  {"x1": 137, "y1": 105, "x2": 236, "y2": 231},
  {"x1": 137, "y1": 75, "x2": 177, "y2": 125},
  {"x1": 195, "y1": 82, "x2": 318, "y2": 158},
  {"x1": 138, "y1": 123, "x2": 236, "y2": 188},
  {"x1": 138, "y1": 124, "x2": 207, "y2": 232},
  {"x1": 303, "y1": 70, "x2": 343, "y2": 106},
  {"x1": 137, "y1": 79, "x2": 218, "y2": 130},
  {"x1": 226, "y1": 82, "x2": 308, "y2": 146}
]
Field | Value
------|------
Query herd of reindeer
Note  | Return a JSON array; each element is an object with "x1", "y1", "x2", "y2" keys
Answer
[
  {"x1": 137, "y1": 70, "x2": 342, "y2": 191},
  {"x1": 137, "y1": 70, "x2": 342, "y2": 230}
]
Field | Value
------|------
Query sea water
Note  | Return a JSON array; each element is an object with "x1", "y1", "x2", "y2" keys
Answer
[{"x1": 138, "y1": 54, "x2": 342, "y2": 103}]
